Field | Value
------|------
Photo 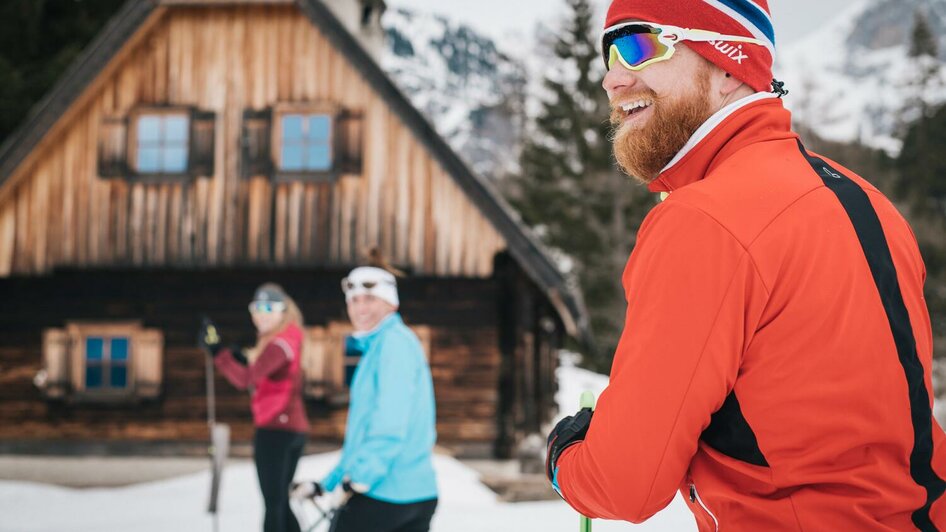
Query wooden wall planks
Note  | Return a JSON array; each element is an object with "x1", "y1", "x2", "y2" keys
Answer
[{"x1": 0, "y1": 5, "x2": 505, "y2": 278}]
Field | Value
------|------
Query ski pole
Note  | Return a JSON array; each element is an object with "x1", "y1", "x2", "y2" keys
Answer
[{"x1": 579, "y1": 391, "x2": 596, "y2": 532}]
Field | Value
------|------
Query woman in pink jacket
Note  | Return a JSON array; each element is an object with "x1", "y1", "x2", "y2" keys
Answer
[{"x1": 199, "y1": 283, "x2": 309, "y2": 532}]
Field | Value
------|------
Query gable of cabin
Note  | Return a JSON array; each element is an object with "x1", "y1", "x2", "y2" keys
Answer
[{"x1": 0, "y1": 3, "x2": 506, "y2": 278}]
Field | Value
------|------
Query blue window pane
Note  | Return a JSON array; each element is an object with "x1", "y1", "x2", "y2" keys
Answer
[
  {"x1": 138, "y1": 147, "x2": 162, "y2": 172},
  {"x1": 110, "y1": 365, "x2": 128, "y2": 388},
  {"x1": 111, "y1": 338, "x2": 129, "y2": 361},
  {"x1": 307, "y1": 115, "x2": 331, "y2": 142},
  {"x1": 163, "y1": 146, "x2": 189, "y2": 173},
  {"x1": 282, "y1": 115, "x2": 304, "y2": 141},
  {"x1": 164, "y1": 115, "x2": 190, "y2": 142},
  {"x1": 86, "y1": 365, "x2": 103, "y2": 388},
  {"x1": 138, "y1": 116, "x2": 163, "y2": 142},
  {"x1": 306, "y1": 144, "x2": 331, "y2": 170},
  {"x1": 87, "y1": 338, "x2": 104, "y2": 361},
  {"x1": 282, "y1": 144, "x2": 303, "y2": 170}
]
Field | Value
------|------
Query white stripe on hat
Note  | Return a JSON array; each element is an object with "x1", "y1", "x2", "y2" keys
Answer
[{"x1": 703, "y1": 0, "x2": 776, "y2": 57}]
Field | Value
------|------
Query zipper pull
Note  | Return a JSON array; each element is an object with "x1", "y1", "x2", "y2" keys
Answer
[{"x1": 689, "y1": 484, "x2": 697, "y2": 503}]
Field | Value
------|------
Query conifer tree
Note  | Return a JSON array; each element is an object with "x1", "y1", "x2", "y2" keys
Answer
[
  {"x1": 505, "y1": 0, "x2": 653, "y2": 370},
  {"x1": 900, "y1": 10, "x2": 942, "y2": 132}
]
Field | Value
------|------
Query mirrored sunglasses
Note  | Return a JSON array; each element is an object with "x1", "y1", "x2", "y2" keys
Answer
[
  {"x1": 601, "y1": 22, "x2": 766, "y2": 72},
  {"x1": 248, "y1": 301, "x2": 287, "y2": 314}
]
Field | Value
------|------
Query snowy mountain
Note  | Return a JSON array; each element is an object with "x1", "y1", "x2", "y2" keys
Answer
[
  {"x1": 776, "y1": 0, "x2": 946, "y2": 154},
  {"x1": 381, "y1": 1, "x2": 946, "y2": 165},
  {"x1": 379, "y1": 7, "x2": 528, "y2": 179}
]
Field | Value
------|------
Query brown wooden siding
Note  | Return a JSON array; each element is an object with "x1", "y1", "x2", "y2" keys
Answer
[{"x1": 0, "y1": 5, "x2": 505, "y2": 277}]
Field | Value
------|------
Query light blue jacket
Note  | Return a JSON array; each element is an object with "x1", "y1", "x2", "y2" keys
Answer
[{"x1": 322, "y1": 313, "x2": 438, "y2": 503}]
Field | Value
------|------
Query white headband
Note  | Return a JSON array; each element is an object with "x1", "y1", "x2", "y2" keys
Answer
[{"x1": 342, "y1": 267, "x2": 399, "y2": 307}]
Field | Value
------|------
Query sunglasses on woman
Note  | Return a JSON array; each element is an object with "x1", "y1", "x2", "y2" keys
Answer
[
  {"x1": 602, "y1": 22, "x2": 767, "y2": 72},
  {"x1": 248, "y1": 301, "x2": 287, "y2": 314}
]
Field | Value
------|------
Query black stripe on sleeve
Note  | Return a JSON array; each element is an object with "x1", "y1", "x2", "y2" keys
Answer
[{"x1": 797, "y1": 140, "x2": 945, "y2": 531}]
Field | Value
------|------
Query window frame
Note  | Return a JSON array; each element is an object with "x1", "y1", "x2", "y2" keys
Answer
[
  {"x1": 66, "y1": 321, "x2": 141, "y2": 402},
  {"x1": 271, "y1": 102, "x2": 341, "y2": 183},
  {"x1": 127, "y1": 106, "x2": 195, "y2": 183}
]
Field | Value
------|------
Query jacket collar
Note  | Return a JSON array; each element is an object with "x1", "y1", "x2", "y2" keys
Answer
[
  {"x1": 350, "y1": 312, "x2": 401, "y2": 345},
  {"x1": 647, "y1": 93, "x2": 798, "y2": 193}
]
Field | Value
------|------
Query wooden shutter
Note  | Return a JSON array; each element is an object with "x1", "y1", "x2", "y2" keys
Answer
[
  {"x1": 41, "y1": 328, "x2": 71, "y2": 399},
  {"x1": 67, "y1": 325, "x2": 86, "y2": 393},
  {"x1": 336, "y1": 109, "x2": 364, "y2": 175},
  {"x1": 97, "y1": 115, "x2": 129, "y2": 178},
  {"x1": 410, "y1": 325, "x2": 432, "y2": 362},
  {"x1": 134, "y1": 328, "x2": 164, "y2": 399},
  {"x1": 303, "y1": 326, "x2": 328, "y2": 399},
  {"x1": 325, "y1": 321, "x2": 353, "y2": 404},
  {"x1": 241, "y1": 108, "x2": 273, "y2": 178},
  {"x1": 188, "y1": 110, "x2": 216, "y2": 177}
]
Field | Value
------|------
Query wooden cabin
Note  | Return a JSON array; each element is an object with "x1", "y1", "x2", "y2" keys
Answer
[{"x1": 0, "y1": 0, "x2": 590, "y2": 458}]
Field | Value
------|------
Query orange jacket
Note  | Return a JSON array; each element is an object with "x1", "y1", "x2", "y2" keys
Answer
[{"x1": 555, "y1": 94, "x2": 946, "y2": 530}]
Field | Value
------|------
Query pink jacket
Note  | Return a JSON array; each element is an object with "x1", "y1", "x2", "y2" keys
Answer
[{"x1": 215, "y1": 323, "x2": 309, "y2": 433}]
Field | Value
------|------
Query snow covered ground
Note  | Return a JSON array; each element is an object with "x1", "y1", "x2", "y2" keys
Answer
[
  {"x1": 0, "y1": 451, "x2": 694, "y2": 532},
  {"x1": 0, "y1": 361, "x2": 695, "y2": 531}
]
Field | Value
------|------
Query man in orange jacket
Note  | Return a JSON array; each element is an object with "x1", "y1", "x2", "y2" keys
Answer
[{"x1": 546, "y1": 1, "x2": 946, "y2": 530}]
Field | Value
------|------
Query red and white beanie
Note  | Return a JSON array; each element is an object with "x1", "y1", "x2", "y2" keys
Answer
[{"x1": 605, "y1": 0, "x2": 776, "y2": 93}]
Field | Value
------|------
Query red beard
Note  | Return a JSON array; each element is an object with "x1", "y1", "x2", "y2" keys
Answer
[{"x1": 610, "y1": 68, "x2": 712, "y2": 184}]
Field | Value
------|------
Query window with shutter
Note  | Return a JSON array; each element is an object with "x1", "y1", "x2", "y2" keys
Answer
[
  {"x1": 244, "y1": 103, "x2": 363, "y2": 182},
  {"x1": 302, "y1": 322, "x2": 431, "y2": 403},
  {"x1": 38, "y1": 322, "x2": 164, "y2": 403},
  {"x1": 97, "y1": 107, "x2": 216, "y2": 182}
]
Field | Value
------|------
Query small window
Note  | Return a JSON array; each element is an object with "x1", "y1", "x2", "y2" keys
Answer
[
  {"x1": 97, "y1": 108, "x2": 215, "y2": 180},
  {"x1": 278, "y1": 113, "x2": 333, "y2": 171},
  {"x1": 135, "y1": 113, "x2": 190, "y2": 173},
  {"x1": 242, "y1": 104, "x2": 362, "y2": 181},
  {"x1": 301, "y1": 322, "x2": 431, "y2": 403},
  {"x1": 84, "y1": 336, "x2": 130, "y2": 390},
  {"x1": 39, "y1": 322, "x2": 164, "y2": 402}
]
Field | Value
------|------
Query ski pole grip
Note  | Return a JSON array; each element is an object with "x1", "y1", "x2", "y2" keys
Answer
[{"x1": 580, "y1": 391, "x2": 596, "y2": 410}]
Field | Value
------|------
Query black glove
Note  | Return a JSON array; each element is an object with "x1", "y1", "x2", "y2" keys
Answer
[
  {"x1": 229, "y1": 344, "x2": 248, "y2": 366},
  {"x1": 289, "y1": 481, "x2": 323, "y2": 499},
  {"x1": 546, "y1": 408, "x2": 593, "y2": 484},
  {"x1": 197, "y1": 316, "x2": 223, "y2": 356}
]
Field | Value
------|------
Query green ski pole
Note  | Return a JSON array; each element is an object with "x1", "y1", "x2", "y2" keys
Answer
[{"x1": 579, "y1": 391, "x2": 596, "y2": 532}]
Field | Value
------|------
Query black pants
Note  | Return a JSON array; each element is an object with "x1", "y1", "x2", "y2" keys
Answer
[
  {"x1": 254, "y1": 428, "x2": 306, "y2": 532},
  {"x1": 329, "y1": 493, "x2": 438, "y2": 532}
]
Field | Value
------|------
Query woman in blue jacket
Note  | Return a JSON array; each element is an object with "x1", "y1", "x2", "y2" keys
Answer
[{"x1": 296, "y1": 265, "x2": 438, "y2": 532}]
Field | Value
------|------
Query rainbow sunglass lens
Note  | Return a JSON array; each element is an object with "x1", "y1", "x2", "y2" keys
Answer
[{"x1": 607, "y1": 32, "x2": 668, "y2": 70}]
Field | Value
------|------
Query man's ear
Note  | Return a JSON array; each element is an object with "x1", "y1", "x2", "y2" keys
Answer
[{"x1": 719, "y1": 71, "x2": 745, "y2": 97}]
